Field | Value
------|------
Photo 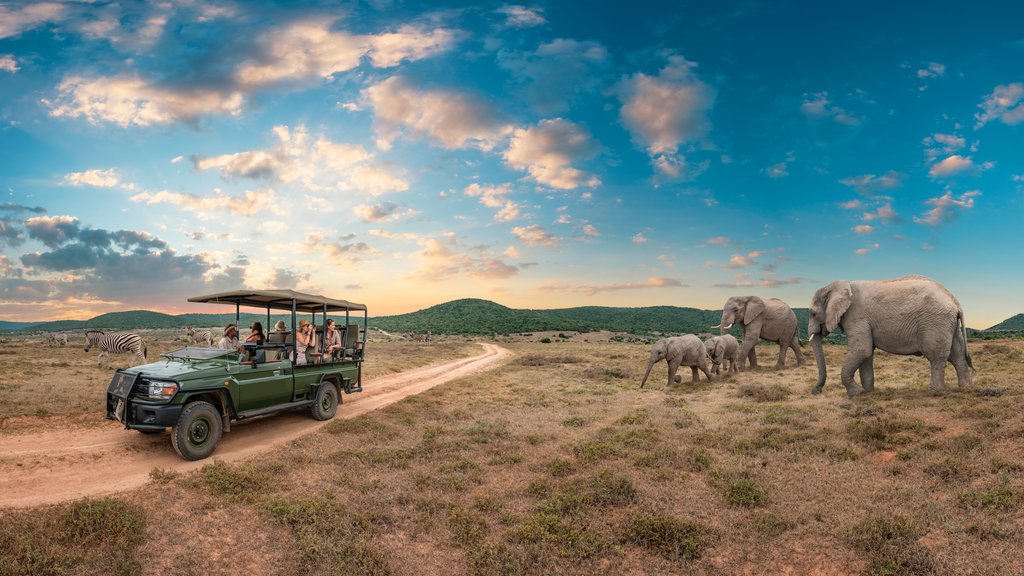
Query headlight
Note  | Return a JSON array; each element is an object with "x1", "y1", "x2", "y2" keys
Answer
[{"x1": 146, "y1": 379, "x2": 178, "y2": 401}]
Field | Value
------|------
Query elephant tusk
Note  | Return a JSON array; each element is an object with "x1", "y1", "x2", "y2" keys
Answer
[
  {"x1": 709, "y1": 324, "x2": 721, "y2": 329},
  {"x1": 809, "y1": 333, "x2": 817, "y2": 341},
  {"x1": 723, "y1": 323, "x2": 733, "y2": 330}
]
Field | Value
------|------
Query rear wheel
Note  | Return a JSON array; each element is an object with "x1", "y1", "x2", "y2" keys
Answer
[
  {"x1": 172, "y1": 401, "x2": 222, "y2": 461},
  {"x1": 311, "y1": 383, "x2": 339, "y2": 421}
]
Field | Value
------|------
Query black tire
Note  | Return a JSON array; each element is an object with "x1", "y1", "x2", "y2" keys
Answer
[
  {"x1": 311, "y1": 383, "x2": 339, "y2": 421},
  {"x1": 172, "y1": 401, "x2": 222, "y2": 461}
]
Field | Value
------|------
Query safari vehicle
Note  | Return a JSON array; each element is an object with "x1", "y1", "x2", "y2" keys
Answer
[{"x1": 105, "y1": 290, "x2": 367, "y2": 460}]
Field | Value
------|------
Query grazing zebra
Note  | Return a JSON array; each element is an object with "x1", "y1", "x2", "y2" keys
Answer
[
  {"x1": 84, "y1": 330, "x2": 147, "y2": 367},
  {"x1": 186, "y1": 326, "x2": 214, "y2": 346},
  {"x1": 47, "y1": 333, "x2": 68, "y2": 346}
]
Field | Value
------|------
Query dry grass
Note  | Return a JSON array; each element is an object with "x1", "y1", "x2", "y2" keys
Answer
[{"x1": 1, "y1": 338, "x2": 1024, "y2": 575}]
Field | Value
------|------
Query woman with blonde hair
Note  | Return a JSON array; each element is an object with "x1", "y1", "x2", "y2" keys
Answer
[{"x1": 295, "y1": 319, "x2": 316, "y2": 365}]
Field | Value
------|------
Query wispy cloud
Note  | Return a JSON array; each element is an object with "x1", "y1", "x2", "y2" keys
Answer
[
  {"x1": 64, "y1": 168, "x2": 138, "y2": 191},
  {"x1": 538, "y1": 276, "x2": 685, "y2": 295},
  {"x1": 130, "y1": 189, "x2": 283, "y2": 218},
  {"x1": 916, "y1": 62, "x2": 945, "y2": 79},
  {"x1": 855, "y1": 242, "x2": 880, "y2": 255},
  {"x1": 914, "y1": 190, "x2": 981, "y2": 225},
  {"x1": 975, "y1": 82, "x2": 1024, "y2": 128},
  {"x1": 721, "y1": 250, "x2": 763, "y2": 269},
  {"x1": 353, "y1": 202, "x2": 411, "y2": 223},
  {"x1": 839, "y1": 170, "x2": 904, "y2": 196},
  {"x1": 801, "y1": 91, "x2": 860, "y2": 125},
  {"x1": 0, "y1": 2, "x2": 67, "y2": 39},
  {"x1": 928, "y1": 155, "x2": 993, "y2": 178},
  {"x1": 0, "y1": 54, "x2": 18, "y2": 73},
  {"x1": 496, "y1": 5, "x2": 546, "y2": 28},
  {"x1": 512, "y1": 224, "x2": 560, "y2": 248},
  {"x1": 618, "y1": 54, "x2": 715, "y2": 178}
]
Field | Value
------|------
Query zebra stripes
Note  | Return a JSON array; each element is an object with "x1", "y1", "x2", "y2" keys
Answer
[
  {"x1": 186, "y1": 326, "x2": 214, "y2": 346},
  {"x1": 84, "y1": 330, "x2": 147, "y2": 367}
]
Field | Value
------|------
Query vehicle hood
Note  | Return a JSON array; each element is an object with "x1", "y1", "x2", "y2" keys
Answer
[{"x1": 124, "y1": 358, "x2": 233, "y2": 381}]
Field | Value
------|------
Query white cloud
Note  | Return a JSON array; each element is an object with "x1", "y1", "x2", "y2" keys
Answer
[
  {"x1": 861, "y1": 203, "x2": 899, "y2": 223},
  {"x1": 0, "y1": 54, "x2": 18, "y2": 73},
  {"x1": 632, "y1": 233, "x2": 648, "y2": 244},
  {"x1": 494, "y1": 201, "x2": 520, "y2": 222},
  {"x1": 928, "y1": 155, "x2": 992, "y2": 178},
  {"x1": 538, "y1": 276, "x2": 685, "y2": 295},
  {"x1": 363, "y1": 76, "x2": 514, "y2": 151},
  {"x1": 839, "y1": 171, "x2": 904, "y2": 196},
  {"x1": 975, "y1": 83, "x2": 1024, "y2": 127},
  {"x1": 353, "y1": 202, "x2": 410, "y2": 223},
  {"x1": 0, "y1": 2, "x2": 66, "y2": 39},
  {"x1": 853, "y1": 224, "x2": 874, "y2": 235},
  {"x1": 721, "y1": 250, "x2": 764, "y2": 269},
  {"x1": 800, "y1": 92, "x2": 860, "y2": 125},
  {"x1": 618, "y1": 55, "x2": 715, "y2": 172},
  {"x1": 764, "y1": 161, "x2": 789, "y2": 179},
  {"x1": 504, "y1": 118, "x2": 600, "y2": 189},
  {"x1": 64, "y1": 168, "x2": 137, "y2": 190},
  {"x1": 923, "y1": 133, "x2": 966, "y2": 160},
  {"x1": 130, "y1": 189, "x2": 283, "y2": 218},
  {"x1": 855, "y1": 243, "x2": 880, "y2": 255},
  {"x1": 47, "y1": 74, "x2": 244, "y2": 127},
  {"x1": 351, "y1": 165, "x2": 410, "y2": 196},
  {"x1": 916, "y1": 62, "x2": 945, "y2": 79},
  {"x1": 582, "y1": 224, "x2": 600, "y2": 237},
  {"x1": 712, "y1": 276, "x2": 804, "y2": 288},
  {"x1": 503, "y1": 246, "x2": 520, "y2": 258},
  {"x1": 512, "y1": 224, "x2": 560, "y2": 248},
  {"x1": 413, "y1": 233, "x2": 519, "y2": 282},
  {"x1": 706, "y1": 236, "x2": 731, "y2": 246},
  {"x1": 496, "y1": 5, "x2": 546, "y2": 28},
  {"x1": 236, "y1": 20, "x2": 455, "y2": 87},
  {"x1": 914, "y1": 190, "x2": 981, "y2": 226},
  {"x1": 465, "y1": 183, "x2": 521, "y2": 221}
]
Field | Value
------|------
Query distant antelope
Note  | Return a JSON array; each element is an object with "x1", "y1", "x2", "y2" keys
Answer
[
  {"x1": 186, "y1": 326, "x2": 214, "y2": 346},
  {"x1": 84, "y1": 330, "x2": 147, "y2": 368}
]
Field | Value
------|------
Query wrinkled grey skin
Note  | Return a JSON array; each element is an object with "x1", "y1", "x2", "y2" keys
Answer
[
  {"x1": 713, "y1": 296, "x2": 804, "y2": 370},
  {"x1": 703, "y1": 334, "x2": 740, "y2": 375},
  {"x1": 808, "y1": 275, "x2": 974, "y2": 397},
  {"x1": 640, "y1": 335, "x2": 714, "y2": 388}
]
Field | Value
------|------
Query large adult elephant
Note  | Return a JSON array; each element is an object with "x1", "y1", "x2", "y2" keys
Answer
[
  {"x1": 712, "y1": 296, "x2": 804, "y2": 370},
  {"x1": 807, "y1": 275, "x2": 973, "y2": 397},
  {"x1": 640, "y1": 335, "x2": 713, "y2": 388}
]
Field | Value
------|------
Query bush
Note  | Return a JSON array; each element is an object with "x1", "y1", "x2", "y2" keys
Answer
[
  {"x1": 621, "y1": 512, "x2": 714, "y2": 561},
  {"x1": 723, "y1": 477, "x2": 766, "y2": 508}
]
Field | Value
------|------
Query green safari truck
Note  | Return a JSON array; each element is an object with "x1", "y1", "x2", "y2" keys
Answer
[{"x1": 105, "y1": 290, "x2": 367, "y2": 460}]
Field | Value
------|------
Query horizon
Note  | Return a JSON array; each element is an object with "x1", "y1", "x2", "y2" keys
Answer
[{"x1": 2, "y1": 1, "x2": 1023, "y2": 329}]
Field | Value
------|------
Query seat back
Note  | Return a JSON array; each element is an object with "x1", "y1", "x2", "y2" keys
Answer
[
  {"x1": 342, "y1": 324, "x2": 363, "y2": 360},
  {"x1": 267, "y1": 330, "x2": 290, "y2": 344}
]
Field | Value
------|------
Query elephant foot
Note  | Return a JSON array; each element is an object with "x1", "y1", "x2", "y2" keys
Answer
[
  {"x1": 845, "y1": 387, "x2": 864, "y2": 399},
  {"x1": 811, "y1": 385, "x2": 823, "y2": 395}
]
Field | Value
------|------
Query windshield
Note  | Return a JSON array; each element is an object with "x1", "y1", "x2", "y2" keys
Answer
[{"x1": 161, "y1": 347, "x2": 236, "y2": 360}]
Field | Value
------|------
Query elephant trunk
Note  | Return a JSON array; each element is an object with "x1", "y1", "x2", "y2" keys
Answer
[
  {"x1": 811, "y1": 334, "x2": 827, "y2": 394},
  {"x1": 640, "y1": 358, "x2": 656, "y2": 388},
  {"x1": 719, "y1": 322, "x2": 733, "y2": 336}
]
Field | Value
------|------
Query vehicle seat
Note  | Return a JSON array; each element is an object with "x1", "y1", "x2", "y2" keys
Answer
[{"x1": 338, "y1": 324, "x2": 363, "y2": 361}]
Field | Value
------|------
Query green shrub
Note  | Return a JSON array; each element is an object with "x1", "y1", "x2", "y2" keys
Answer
[
  {"x1": 723, "y1": 477, "x2": 766, "y2": 508},
  {"x1": 621, "y1": 512, "x2": 714, "y2": 561}
]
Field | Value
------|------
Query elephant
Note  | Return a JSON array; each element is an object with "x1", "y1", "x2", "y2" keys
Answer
[
  {"x1": 640, "y1": 335, "x2": 714, "y2": 388},
  {"x1": 712, "y1": 296, "x2": 804, "y2": 370},
  {"x1": 703, "y1": 334, "x2": 740, "y2": 375},
  {"x1": 807, "y1": 275, "x2": 974, "y2": 397}
]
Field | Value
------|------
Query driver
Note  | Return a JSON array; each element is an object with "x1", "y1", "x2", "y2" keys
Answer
[{"x1": 218, "y1": 325, "x2": 239, "y2": 349}]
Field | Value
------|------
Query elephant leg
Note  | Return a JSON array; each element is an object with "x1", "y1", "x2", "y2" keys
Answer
[
  {"x1": 774, "y1": 341, "x2": 786, "y2": 369},
  {"x1": 699, "y1": 362, "x2": 713, "y2": 382},
  {"x1": 744, "y1": 345, "x2": 758, "y2": 370},
  {"x1": 859, "y1": 356, "x2": 875, "y2": 392},
  {"x1": 928, "y1": 357, "x2": 947, "y2": 393},
  {"x1": 689, "y1": 366, "x2": 698, "y2": 383},
  {"x1": 949, "y1": 332, "x2": 973, "y2": 388},
  {"x1": 839, "y1": 348, "x2": 870, "y2": 398},
  {"x1": 667, "y1": 359, "x2": 682, "y2": 388},
  {"x1": 791, "y1": 334, "x2": 806, "y2": 366}
]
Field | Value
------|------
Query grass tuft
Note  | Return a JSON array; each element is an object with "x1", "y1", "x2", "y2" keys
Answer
[
  {"x1": 737, "y1": 384, "x2": 790, "y2": 402},
  {"x1": 621, "y1": 512, "x2": 715, "y2": 561},
  {"x1": 722, "y1": 477, "x2": 767, "y2": 508}
]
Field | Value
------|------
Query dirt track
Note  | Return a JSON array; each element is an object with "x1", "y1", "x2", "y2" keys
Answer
[{"x1": 0, "y1": 343, "x2": 511, "y2": 509}]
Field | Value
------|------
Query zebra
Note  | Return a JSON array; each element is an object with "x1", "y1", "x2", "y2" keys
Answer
[
  {"x1": 84, "y1": 330, "x2": 147, "y2": 368},
  {"x1": 47, "y1": 333, "x2": 68, "y2": 346},
  {"x1": 186, "y1": 326, "x2": 214, "y2": 346}
]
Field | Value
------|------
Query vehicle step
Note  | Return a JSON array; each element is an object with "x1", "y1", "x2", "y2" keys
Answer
[
  {"x1": 236, "y1": 399, "x2": 310, "y2": 419},
  {"x1": 343, "y1": 385, "x2": 363, "y2": 393}
]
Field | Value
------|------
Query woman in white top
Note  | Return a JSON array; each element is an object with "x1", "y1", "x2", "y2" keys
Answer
[
  {"x1": 322, "y1": 318, "x2": 342, "y2": 360},
  {"x1": 295, "y1": 319, "x2": 316, "y2": 365}
]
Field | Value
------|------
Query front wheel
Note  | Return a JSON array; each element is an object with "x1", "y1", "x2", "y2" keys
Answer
[
  {"x1": 172, "y1": 401, "x2": 223, "y2": 461},
  {"x1": 311, "y1": 383, "x2": 339, "y2": 421}
]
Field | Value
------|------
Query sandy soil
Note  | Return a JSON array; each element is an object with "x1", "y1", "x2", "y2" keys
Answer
[{"x1": 0, "y1": 342, "x2": 511, "y2": 509}]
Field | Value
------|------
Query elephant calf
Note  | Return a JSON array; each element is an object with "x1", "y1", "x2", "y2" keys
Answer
[
  {"x1": 808, "y1": 274, "x2": 974, "y2": 397},
  {"x1": 640, "y1": 335, "x2": 714, "y2": 388},
  {"x1": 704, "y1": 334, "x2": 740, "y2": 375}
]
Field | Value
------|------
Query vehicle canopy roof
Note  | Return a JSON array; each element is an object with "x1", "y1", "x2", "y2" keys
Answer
[{"x1": 187, "y1": 289, "x2": 367, "y2": 313}]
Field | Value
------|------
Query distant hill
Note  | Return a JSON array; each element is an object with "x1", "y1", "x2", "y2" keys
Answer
[
  {"x1": 0, "y1": 321, "x2": 40, "y2": 332},
  {"x1": 370, "y1": 298, "x2": 813, "y2": 337},
  {"x1": 988, "y1": 314, "x2": 1024, "y2": 331},
  {"x1": 14, "y1": 310, "x2": 296, "y2": 333}
]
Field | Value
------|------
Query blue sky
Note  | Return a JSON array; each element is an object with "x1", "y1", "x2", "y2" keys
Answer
[{"x1": 1, "y1": 0, "x2": 1022, "y2": 326}]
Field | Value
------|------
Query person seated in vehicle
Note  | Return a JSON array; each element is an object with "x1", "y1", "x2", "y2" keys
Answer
[
  {"x1": 218, "y1": 325, "x2": 239, "y2": 349},
  {"x1": 322, "y1": 318, "x2": 342, "y2": 361},
  {"x1": 241, "y1": 322, "x2": 266, "y2": 363},
  {"x1": 295, "y1": 319, "x2": 316, "y2": 365},
  {"x1": 273, "y1": 320, "x2": 287, "y2": 334}
]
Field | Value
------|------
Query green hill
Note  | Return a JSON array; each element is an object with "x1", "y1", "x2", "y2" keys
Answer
[
  {"x1": 988, "y1": 314, "x2": 1024, "y2": 331},
  {"x1": 0, "y1": 321, "x2": 40, "y2": 332}
]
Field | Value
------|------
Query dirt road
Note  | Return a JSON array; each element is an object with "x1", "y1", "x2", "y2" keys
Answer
[{"x1": 0, "y1": 343, "x2": 511, "y2": 508}]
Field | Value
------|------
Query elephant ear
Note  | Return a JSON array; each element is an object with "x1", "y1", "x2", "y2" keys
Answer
[
  {"x1": 825, "y1": 281, "x2": 853, "y2": 333},
  {"x1": 743, "y1": 297, "x2": 766, "y2": 325}
]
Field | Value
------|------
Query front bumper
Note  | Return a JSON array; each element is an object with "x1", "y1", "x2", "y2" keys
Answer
[{"x1": 106, "y1": 370, "x2": 182, "y2": 431}]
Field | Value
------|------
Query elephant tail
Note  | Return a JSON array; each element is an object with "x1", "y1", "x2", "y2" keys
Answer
[{"x1": 958, "y1": 310, "x2": 974, "y2": 370}]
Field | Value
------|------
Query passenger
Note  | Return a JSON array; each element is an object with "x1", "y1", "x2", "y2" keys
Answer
[
  {"x1": 273, "y1": 320, "x2": 287, "y2": 333},
  {"x1": 218, "y1": 325, "x2": 239, "y2": 349},
  {"x1": 295, "y1": 319, "x2": 315, "y2": 365},
  {"x1": 242, "y1": 322, "x2": 266, "y2": 363},
  {"x1": 322, "y1": 318, "x2": 342, "y2": 360}
]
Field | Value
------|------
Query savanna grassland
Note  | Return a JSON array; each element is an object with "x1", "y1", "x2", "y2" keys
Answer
[{"x1": 1, "y1": 335, "x2": 1023, "y2": 576}]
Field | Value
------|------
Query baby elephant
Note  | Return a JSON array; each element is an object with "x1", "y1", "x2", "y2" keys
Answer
[
  {"x1": 640, "y1": 334, "x2": 714, "y2": 388},
  {"x1": 704, "y1": 334, "x2": 740, "y2": 375}
]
